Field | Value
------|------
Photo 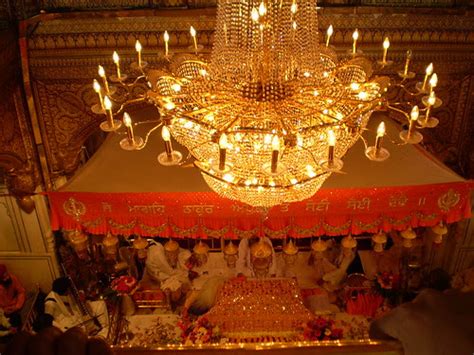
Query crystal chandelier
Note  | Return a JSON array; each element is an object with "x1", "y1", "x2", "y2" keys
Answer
[{"x1": 91, "y1": 0, "x2": 441, "y2": 207}]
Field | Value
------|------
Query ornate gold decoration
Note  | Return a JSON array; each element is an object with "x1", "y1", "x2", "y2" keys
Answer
[
  {"x1": 400, "y1": 227, "x2": 417, "y2": 248},
  {"x1": 341, "y1": 234, "x2": 357, "y2": 249},
  {"x1": 438, "y1": 188, "x2": 460, "y2": 212},
  {"x1": 62, "y1": 197, "x2": 86, "y2": 220},
  {"x1": 250, "y1": 238, "x2": 272, "y2": 258},
  {"x1": 164, "y1": 238, "x2": 179, "y2": 252},
  {"x1": 311, "y1": 238, "x2": 327, "y2": 252},
  {"x1": 223, "y1": 240, "x2": 238, "y2": 255},
  {"x1": 193, "y1": 240, "x2": 209, "y2": 254},
  {"x1": 282, "y1": 239, "x2": 298, "y2": 255}
]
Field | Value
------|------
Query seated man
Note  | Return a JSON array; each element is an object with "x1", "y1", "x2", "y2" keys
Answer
[
  {"x1": 0, "y1": 264, "x2": 26, "y2": 328},
  {"x1": 184, "y1": 241, "x2": 234, "y2": 315},
  {"x1": 370, "y1": 288, "x2": 474, "y2": 355},
  {"x1": 44, "y1": 277, "x2": 108, "y2": 337},
  {"x1": 144, "y1": 239, "x2": 191, "y2": 307},
  {"x1": 236, "y1": 237, "x2": 278, "y2": 278}
]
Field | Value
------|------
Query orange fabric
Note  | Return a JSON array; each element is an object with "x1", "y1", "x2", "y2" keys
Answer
[
  {"x1": 0, "y1": 274, "x2": 26, "y2": 313},
  {"x1": 47, "y1": 180, "x2": 473, "y2": 238}
]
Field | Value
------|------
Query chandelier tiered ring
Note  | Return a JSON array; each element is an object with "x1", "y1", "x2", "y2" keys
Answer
[{"x1": 91, "y1": 0, "x2": 441, "y2": 207}]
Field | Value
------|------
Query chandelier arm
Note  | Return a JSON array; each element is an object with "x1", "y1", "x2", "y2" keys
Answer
[
  {"x1": 113, "y1": 97, "x2": 147, "y2": 116},
  {"x1": 134, "y1": 119, "x2": 161, "y2": 127},
  {"x1": 141, "y1": 121, "x2": 163, "y2": 147},
  {"x1": 387, "y1": 104, "x2": 412, "y2": 121},
  {"x1": 392, "y1": 84, "x2": 423, "y2": 97},
  {"x1": 176, "y1": 151, "x2": 193, "y2": 166},
  {"x1": 121, "y1": 74, "x2": 147, "y2": 89}
]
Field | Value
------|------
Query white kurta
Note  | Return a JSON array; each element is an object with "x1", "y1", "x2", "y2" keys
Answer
[
  {"x1": 145, "y1": 243, "x2": 191, "y2": 292},
  {"x1": 44, "y1": 291, "x2": 109, "y2": 337}
]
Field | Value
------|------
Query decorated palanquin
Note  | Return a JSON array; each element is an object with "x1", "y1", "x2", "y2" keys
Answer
[{"x1": 205, "y1": 278, "x2": 313, "y2": 341}]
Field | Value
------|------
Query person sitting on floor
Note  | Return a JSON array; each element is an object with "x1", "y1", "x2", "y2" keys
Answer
[
  {"x1": 44, "y1": 277, "x2": 108, "y2": 337},
  {"x1": 143, "y1": 239, "x2": 191, "y2": 308},
  {"x1": 184, "y1": 241, "x2": 236, "y2": 315},
  {"x1": 0, "y1": 264, "x2": 26, "y2": 329}
]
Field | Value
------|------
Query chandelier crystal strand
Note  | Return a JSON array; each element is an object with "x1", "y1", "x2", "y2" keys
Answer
[
  {"x1": 93, "y1": 0, "x2": 442, "y2": 207},
  {"x1": 153, "y1": 0, "x2": 382, "y2": 206}
]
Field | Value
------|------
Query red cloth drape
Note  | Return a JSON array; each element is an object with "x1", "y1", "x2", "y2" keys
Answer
[{"x1": 47, "y1": 181, "x2": 473, "y2": 238}]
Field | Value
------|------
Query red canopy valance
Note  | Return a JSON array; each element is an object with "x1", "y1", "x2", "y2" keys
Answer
[{"x1": 47, "y1": 181, "x2": 472, "y2": 238}]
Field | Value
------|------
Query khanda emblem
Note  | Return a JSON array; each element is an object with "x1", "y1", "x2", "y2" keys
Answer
[
  {"x1": 63, "y1": 197, "x2": 86, "y2": 221},
  {"x1": 437, "y1": 189, "x2": 460, "y2": 212}
]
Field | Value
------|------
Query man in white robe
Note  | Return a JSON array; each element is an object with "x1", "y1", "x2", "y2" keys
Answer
[
  {"x1": 44, "y1": 277, "x2": 108, "y2": 337},
  {"x1": 144, "y1": 240, "x2": 191, "y2": 292}
]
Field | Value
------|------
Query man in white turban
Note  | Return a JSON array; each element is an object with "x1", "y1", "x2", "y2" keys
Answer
[{"x1": 144, "y1": 239, "x2": 191, "y2": 307}]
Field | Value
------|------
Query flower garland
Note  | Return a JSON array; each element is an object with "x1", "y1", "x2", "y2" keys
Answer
[
  {"x1": 111, "y1": 275, "x2": 137, "y2": 295},
  {"x1": 300, "y1": 317, "x2": 343, "y2": 341},
  {"x1": 178, "y1": 315, "x2": 223, "y2": 345}
]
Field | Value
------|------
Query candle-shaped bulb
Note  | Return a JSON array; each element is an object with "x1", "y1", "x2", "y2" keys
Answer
[
  {"x1": 112, "y1": 51, "x2": 121, "y2": 79},
  {"x1": 93, "y1": 79, "x2": 101, "y2": 93},
  {"x1": 352, "y1": 29, "x2": 359, "y2": 41},
  {"x1": 382, "y1": 37, "x2": 390, "y2": 63},
  {"x1": 135, "y1": 40, "x2": 142, "y2": 67},
  {"x1": 259, "y1": 1, "x2": 267, "y2": 16},
  {"x1": 326, "y1": 25, "x2": 333, "y2": 47},
  {"x1": 272, "y1": 135, "x2": 280, "y2": 151},
  {"x1": 161, "y1": 125, "x2": 171, "y2": 142},
  {"x1": 429, "y1": 73, "x2": 438, "y2": 89},
  {"x1": 135, "y1": 40, "x2": 142, "y2": 53},
  {"x1": 93, "y1": 79, "x2": 104, "y2": 110},
  {"x1": 112, "y1": 51, "x2": 119, "y2": 64},
  {"x1": 219, "y1": 134, "x2": 228, "y2": 149},
  {"x1": 426, "y1": 63, "x2": 433, "y2": 76},
  {"x1": 374, "y1": 121, "x2": 385, "y2": 154},
  {"x1": 103, "y1": 96, "x2": 114, "y2": 127},
  {"x1": 104, "y1": 96, "x2": 112, "y2": 110},
  {"x1": 164, "y1": 31, "x2": 170, "y2": 57},
  {"x1": 327, "y1": 130, "x2": 336, "y2": 165},
  {"x1": 290, "y1": 1, "x2": 297, "y2": 14},
  {"x1": 377, "y1": 121, "x2": 386, "y2": 137},
  {"x1": 428, "y1": 91, "x2": 436, "y2": 106},
  {"x1": 251, "y1": 7, "x2": 259, "y2": 22},
  {"x1": 219, "y1": 134, "x2": 228, "y2": 170},
  {"x1": 292, "y1": 21, "x2": 297, "y2": 30},
  {"x1": 98, "y1": 65, "x2": 105, "y2": 78},
  {"x1": 410, "y1": 105, "x2": 419, "y2": 121},
  {"x1": 190, "y1": 26, "x2": 198, "y2": 53},
  {"x1": 123, "y1": 112, "x2": 135, "y2": 143},
  {"x1": 327, "y1": 25, "x2": 334, "y2": 38},
  {"x1": 421, "y1": 63, "x2": 433, "y2": 91},
  {"x1": 352, "y1": 29, "x2": 359, "y2": 54},
  {"x1": 403, "y1": 50, "x2": 412, "y2": 75},
  {"x1": 123, "y1": 112, "x2": 132, "y2": 127},
  {"x1": 328, "y1": 130, "x2": 336, "y2": 146},
  {"x1": 270, "y1": 135, "x2": 280, "y2": 173}
]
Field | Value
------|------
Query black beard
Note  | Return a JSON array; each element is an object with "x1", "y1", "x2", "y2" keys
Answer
[{"x1": 0, "y1": 278, "x2": 12, "y2": 287}]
